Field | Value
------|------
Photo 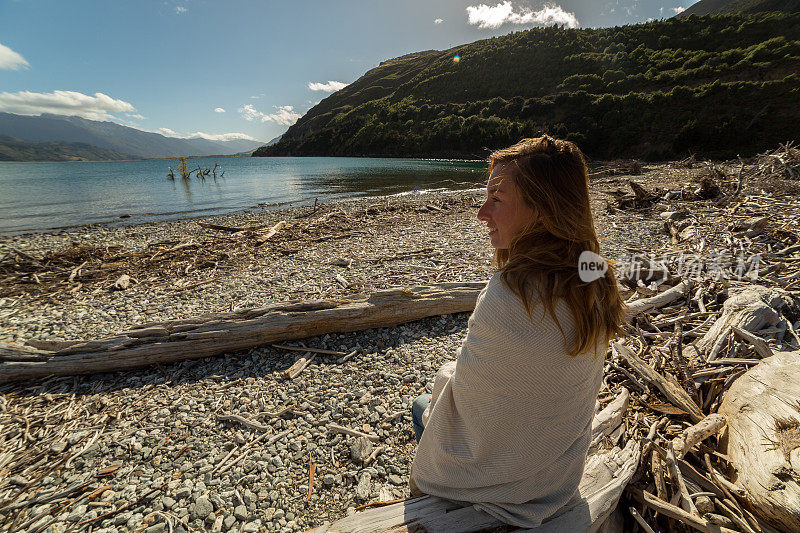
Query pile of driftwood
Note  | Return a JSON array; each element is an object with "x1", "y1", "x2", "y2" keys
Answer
[{"x1": 754, "y1": 142, "x2": 799, "y2": 182}]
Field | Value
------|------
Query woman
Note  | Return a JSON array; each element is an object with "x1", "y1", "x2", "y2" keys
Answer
[{"x1": 408, "y1": 135, "x2": 627, "y2": 528}]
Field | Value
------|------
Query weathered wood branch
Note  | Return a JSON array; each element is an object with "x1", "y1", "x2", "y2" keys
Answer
[
  {"x1": 612, "y1": 341, "x2": 704, "y2": 422},
  {"x1": 0, "y1": 282, "x2": 486, "y2": 383},
  {"x1": 283, "y1": 352, "x2": 315, "y2": 379},
  {"x1": 627, "y1": 279, "x2": 693, "y2": 317},
  {"x1": 589, "y1": 387, "x2": 629, "y2": 453},
  {"x1": 197, "y1": 221, "x2": 267, "y2": 233},
  {"x1": 627, "y1": 486, "x2": 739, "y2": 533},
  {"x1": 673, "y1": 414, "x2": 726, "y2": 460}
]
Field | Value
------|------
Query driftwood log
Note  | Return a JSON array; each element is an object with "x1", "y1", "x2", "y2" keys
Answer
[
  {"x1": 696, "y1": 285, "x2": 791, "y2": 361},
  {"x1": 307, "y1": 389, "x2": 640, "y2": 533},
  {"x1": 719, "y1": 350, "x2": 800, "y2": 531},
  {"x1": 0, "y1": 282, "x2": 485, "y2": 383}
]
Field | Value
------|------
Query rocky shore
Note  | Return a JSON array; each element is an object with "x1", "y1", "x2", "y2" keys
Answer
[{"x1": 0, "y1": 162, "x2": 744, "y2": 533}]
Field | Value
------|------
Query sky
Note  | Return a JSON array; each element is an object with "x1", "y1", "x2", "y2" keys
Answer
[{"x1": 0, "y1": 0, "x2": 698, "y2": 143}]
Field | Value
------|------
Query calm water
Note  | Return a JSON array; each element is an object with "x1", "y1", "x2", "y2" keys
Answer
[{"x1": 0, "y1": 157, "x2": 487, "y2": 234}]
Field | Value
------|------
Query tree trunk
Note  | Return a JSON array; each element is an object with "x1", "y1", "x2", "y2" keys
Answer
[
  {"x1": 0, "y1": 282, "x2": 485, "y2": 383},
  {"x1": 718, "y1": 350, "x2": 800, "y2": 531}
]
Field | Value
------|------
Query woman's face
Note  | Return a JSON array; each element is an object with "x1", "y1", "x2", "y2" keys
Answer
[{"x1": 477, "y1": 162, "x2": 535, "y2": 249}]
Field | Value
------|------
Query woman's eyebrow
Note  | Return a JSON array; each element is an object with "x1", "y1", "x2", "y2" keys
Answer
[{"x1": 487, "y1": 184, "x2": 503, "y2": 194}]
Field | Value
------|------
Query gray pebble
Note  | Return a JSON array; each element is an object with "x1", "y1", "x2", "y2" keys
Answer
[
  {"x1": 67, "y1": 504, "x2": 88, "y2": 522},
  {"x1": 234, "y1": 504, "x2": 248, "y2": 521},
  {"x1": 349, "y1": 437, "x2": 372, "y2": 463},
  {"x1": 356, "y1": 473, "x2": 371, "y2": 500},
  {"x1": 192, "y1": 495, "x2": 213, "y2": 520},
  {"x1": 145, "y1": 523, "x2": 166, "y2": 533}
]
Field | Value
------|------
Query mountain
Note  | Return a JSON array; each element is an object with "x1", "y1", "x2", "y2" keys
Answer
[
  {"x1": 676, "y1": 0, "x2": 800, "y2": 18},
  {"x1": 0, "y1": 113, "x2": 265, "y2": 160},
  {"x1": 0, "y1": 134, "x2": 135, "y2": 162},
  {"x1": 254, "y1": 12, "x2": 800, "y2": 161}
]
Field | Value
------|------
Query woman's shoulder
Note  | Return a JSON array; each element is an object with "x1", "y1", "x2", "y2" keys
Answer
[{"x1": 480, "y1": 271, "x2": 575, "y2": 330}]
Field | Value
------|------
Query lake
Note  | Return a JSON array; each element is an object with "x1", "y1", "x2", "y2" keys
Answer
[{"x1": 0, "y1": 156, "x2": 488, "y2": 234}]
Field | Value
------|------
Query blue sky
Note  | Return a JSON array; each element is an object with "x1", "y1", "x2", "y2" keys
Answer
[{"x1": 0, "y1": 0, "x2": 697, "y2": 143}]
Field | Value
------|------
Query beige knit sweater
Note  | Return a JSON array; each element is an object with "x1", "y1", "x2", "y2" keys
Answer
[{"x1": 410, "y1": 272, "x2": 606, "y2": 528}]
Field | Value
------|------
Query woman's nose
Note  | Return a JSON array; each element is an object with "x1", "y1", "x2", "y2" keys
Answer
[{"x1": 477, "y1": 201, "x2": 489, "y2": 221}]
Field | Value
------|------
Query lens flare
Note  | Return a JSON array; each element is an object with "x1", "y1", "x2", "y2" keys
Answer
[{"x1": 453, "y1": 54, "x2": 460, "y2": 63}]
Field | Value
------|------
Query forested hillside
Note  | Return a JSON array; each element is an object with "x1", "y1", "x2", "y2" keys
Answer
[
  {"x1": 255, "y1": 13, "x2": 800, "y2": 160},
  {"x1": 677, "y1": 0, "x2": 800, "y2": 18}
]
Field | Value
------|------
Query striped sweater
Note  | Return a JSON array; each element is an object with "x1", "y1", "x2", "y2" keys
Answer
[{"x1": 410, "y1": 272, "x2": 606, "y2": 528}]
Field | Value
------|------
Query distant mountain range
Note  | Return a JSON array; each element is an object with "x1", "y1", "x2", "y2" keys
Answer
[
  {"x1": 0, "y1": 134, "x2": 135, "y2": 162},
  {"x1": 0, "y1": 113, "x2": 265, "y2": 161},
  {"x1": 676, "y1": 0, "x2": 800, "y2": 18}
]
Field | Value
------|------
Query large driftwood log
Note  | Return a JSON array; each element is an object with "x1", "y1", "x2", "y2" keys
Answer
[
  {"x1": 0, "y1": 283, "x2": 485, "y2": 383},
  {"x1": 718, "y1": 350, "x2": 800, "y2": 531},
  {"x1": 307, "y1": 440, "x2": 640, "y2": 533},
  {"x1": 307, "y1": 389, "x2": 640, "y2": 533},
  {"x1": 696, "y1": 285, "x2": 790, "y2": 360}
]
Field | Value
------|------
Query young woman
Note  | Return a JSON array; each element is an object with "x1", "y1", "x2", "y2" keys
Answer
[{"x1": 409, "y1": 135, "x2": 627, "y2": 528}]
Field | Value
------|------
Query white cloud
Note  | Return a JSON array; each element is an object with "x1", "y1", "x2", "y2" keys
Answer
[
  {"x1": 0, "y1": 42, "x2": 30, "y2": 70},
  {"x1": 126, "y1": 113, "x2": 146, "y2": 120},
  {"x1": 175, "y1": 6, "x2": 187, "y2": 14},
  {"x1": 307, "y1": 81, "x2": 349, "y2": 93},
  {"x1": 214, "y1": 107, "x2": 226, "y2": 113},
  {"x1": 0, "y1": 90, "x2": 136, "y2": 120},
  {"x1": 434, "y1": 18, "x2": 444, "y2": 24},
  {"x1": 672, "y1": 6, "x2": 686, "y2": 14},
  {"x1": 466, "y1": 1, "x2": 579, "y2": 29},
  {"x1": 156, "y1": 127, "x2": 257, "y2": 141},
  {"x1": 188, "y1": 131, "x2": 257, "y2": 141},
  {"x1": 250, "y1": 94, "x2": 265, "y2": 99},
  {"x1": 238, "y1": 104, "x2": 302, "y2": 126}
]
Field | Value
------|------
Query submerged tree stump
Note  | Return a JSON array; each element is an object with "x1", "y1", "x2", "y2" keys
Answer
[{"x1": 719, "y1": 350, "x2": 800, "y2": 531}]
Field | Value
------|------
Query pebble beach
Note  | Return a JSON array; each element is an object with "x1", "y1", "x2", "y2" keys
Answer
[{"x1": 0, "y1": 167, "x2": 687, "y2": 533}]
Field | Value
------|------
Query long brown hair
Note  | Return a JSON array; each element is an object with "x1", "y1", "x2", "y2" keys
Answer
[{"x1": 489, "y1": 135, "x2": 627, "y2": 357}]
